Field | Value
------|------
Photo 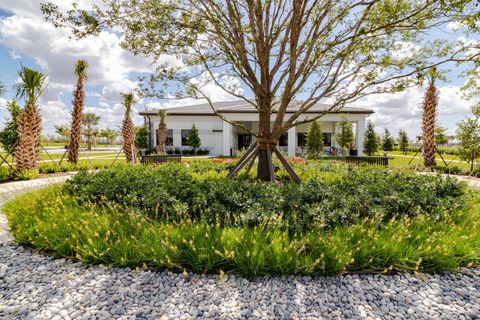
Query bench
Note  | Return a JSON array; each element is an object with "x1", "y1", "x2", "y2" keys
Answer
[{"x1": 140, "y1": 154, "x2": 182, "y2": 165}]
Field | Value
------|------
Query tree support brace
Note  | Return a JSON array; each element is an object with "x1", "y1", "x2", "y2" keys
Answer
[{"x1": 227, "y1": 142, "x2": 301, "y2": 184}]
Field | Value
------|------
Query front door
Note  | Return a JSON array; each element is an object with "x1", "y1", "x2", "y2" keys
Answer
[{"x1": 238, "y1": 134, "x2": 252, "y2": 150}]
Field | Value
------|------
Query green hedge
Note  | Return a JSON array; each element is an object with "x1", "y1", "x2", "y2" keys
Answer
[{"x1": 64, "y1": 163, "x2": 466, "y2": 232}]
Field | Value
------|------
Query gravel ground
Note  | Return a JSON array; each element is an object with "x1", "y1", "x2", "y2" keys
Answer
[
  {"x1": 1, "y1": 242, "x2": 480, "y2": 320},
  {"x1": 1, "y1": 176, "x2": 480, "y2": 319}
]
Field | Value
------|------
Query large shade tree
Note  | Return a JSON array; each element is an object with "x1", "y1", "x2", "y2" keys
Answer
[
  {"x1": 15, "y1": 66, "x2": 46, "y2": 171},
  {"x1": 42, "y1": 0, "x2": 480, "y2": 181},
  {"x1": 68, "y1": 59, "x2": 88, "y2": 163}
]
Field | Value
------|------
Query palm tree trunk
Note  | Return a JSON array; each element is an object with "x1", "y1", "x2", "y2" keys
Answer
[
  {"x1": 15, "y1": 102, "x2": 42, "y2": 170},
  {"x1": 422, "y1": 76, "x2": 438, "y2": 169},
  {"x1": 68, "y1": 76, "x2": 84, "y2": 163},
  {"x1": 123, "y1": 115, "x2": 137, "y2": 163}
]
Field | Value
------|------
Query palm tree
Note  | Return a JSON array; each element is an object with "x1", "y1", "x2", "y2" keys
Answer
[
  {"x1": 422, "y1": 71, "x2": 438, "y2": 169},
  {"x1": 122, "y1": 93, "x2": 137, "y2": 163},
  {"x1": 82, "y1": 113, "x2": 100, "y2": 151},
  {"x1": 156, "y1": 109, "x2": 167, "y2": 154},
  {"x1": 68, "y1": 59, "x2": 88, "y2": 163},
  {"x1": 14, "y1": 66, "x2": 46, "y2": 171}
]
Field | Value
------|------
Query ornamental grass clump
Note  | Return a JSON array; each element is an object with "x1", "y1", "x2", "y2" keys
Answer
[{"x1": 4, "y1": 187, "x2": 480, "y2": 277}]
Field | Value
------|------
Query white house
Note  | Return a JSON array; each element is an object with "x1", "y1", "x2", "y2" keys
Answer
[{"x1": 139, "y1": 100, "x2": 373, "y2": 156}]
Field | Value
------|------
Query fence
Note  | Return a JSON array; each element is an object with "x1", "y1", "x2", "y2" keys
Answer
[
  {"x1": 140, "y1": 154, "x2": 182, "y2": 165},
  {"x1": 321, "y1": 156, "x2": 389, "y2": 166}
]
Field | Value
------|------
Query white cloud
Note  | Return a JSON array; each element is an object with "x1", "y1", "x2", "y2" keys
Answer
[
  {"x1": 351, "y1": 84, "x2": 473, "y2": 137},
  {"x1": 145, "y1": 72, "x2": 244, "y2": 111},
  {"x1": 0, "y1": 97, "x2": 7, "y2": 110},
  {"x1": 0, "y1": 0, "x2": 180, "y2": 134}
]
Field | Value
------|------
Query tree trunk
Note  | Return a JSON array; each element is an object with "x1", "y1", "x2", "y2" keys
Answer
[
  {"x1": 68, "y1": 76, "x2": 84, "y2": 164},
  {"x1": 422, "y1": 75, "x2": 438, "y2": 169},
  {"x1": 87, "y1": 134, "x2": 92, "y2": 151},
  {"x1": 256, "y1": 109, "x2": 274, "y2": 181}
]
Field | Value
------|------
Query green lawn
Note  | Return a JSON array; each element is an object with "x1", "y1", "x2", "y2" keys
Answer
[{"x1": 0, "y1": 150, "x2": 124, "y2": 163}]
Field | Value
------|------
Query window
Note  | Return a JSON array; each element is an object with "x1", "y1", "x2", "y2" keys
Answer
[
  {"x1": 279, "y1": 133, "x2": 288, "y2": 146},
  {"x1": 167, "y1": 129, "x2": 173, "y2": 146},
  {"x1": 181, "y1": 129, "x2": 190, "y2": 146},
  {"x1": 323, "y1": 133, "x2": 332, "y2": 146},
  {"x1": 297, "y1": 133, "x2": 307, "y2": 147}
]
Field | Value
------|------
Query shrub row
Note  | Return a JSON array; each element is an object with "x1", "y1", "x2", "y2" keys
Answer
[{"x1": 64, "y1": 162, "x2": 466, "y2": 232}]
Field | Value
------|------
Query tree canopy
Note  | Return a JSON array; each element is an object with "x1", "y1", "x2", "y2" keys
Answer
[
  {"x1": 306, "y1": 121, "x2": 324, "y2": 159},
  {"x1": 398, "y1": 129, "x2": 409, "y2": 155},
  {"x1": 335, "y1": 118, "x2": 354, "y2": 154},
  {"x1": 0, "y1": 100, "x2": 21, "y2": 153},
  {"x1": 186, "y1": 124, "x2": 201, "y2": 152},
  {"x1": 456, "y1": 106, "x2": 480, "y2": 173},
  {"x1": 42, "y1": 0, "x2": 480, "y2": 180},
  {"x1": 382, "y1": 129, "x2": 394, "y2": 151},
  {"x1": 435, "y1": 126, "x2": 450, "y2": 146},
  {"x1": 364, "y1": 120, "x2": 379, "y2": 156}
]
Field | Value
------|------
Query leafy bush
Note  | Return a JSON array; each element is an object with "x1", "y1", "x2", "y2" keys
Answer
[
  {"x1": 64, "y1": 162, "x2": 466, "y2": 232},
  {"x1": 14, "y1": 169, "x2": 38, "y2": 180},
  {"x1": 5, "y1": 187, "x2": 480, "y2": 277},
  {"x1": 0, "y1": 166, "x2": 11, "y2": 181}
]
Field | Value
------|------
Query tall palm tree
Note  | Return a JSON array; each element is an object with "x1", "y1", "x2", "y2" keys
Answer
[
  {"x1": 122, "y1": 93, "x2": 137, "y2": 163},
  {"x1": 68, "y1": 59, "x2": 88, "y2": 163},
  {"x1": 14, "y1": 66, "x2": 46, "y2": 171},
  {"x1": 156, "y1": 109, "x2": 167, "y2": 154},
  {"x1": 82, "y1": 113, "x2": 100, "y2": 151},
  {"x1": 422, "y1": 71, "x2": 439, "y2": 169}
]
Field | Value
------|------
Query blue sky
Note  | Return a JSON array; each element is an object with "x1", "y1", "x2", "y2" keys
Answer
[{"x1": 0, "y1": 1, "x2": 478, "y2": 139}]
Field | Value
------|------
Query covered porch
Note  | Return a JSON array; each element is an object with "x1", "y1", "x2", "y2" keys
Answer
[{"x1": 222, "y1": 119, "x2": 366, "y2": 157}]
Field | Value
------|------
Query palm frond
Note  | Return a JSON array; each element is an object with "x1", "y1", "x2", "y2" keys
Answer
[
  {"x1": 74, "y1": 59, "x2": 89, "y2": 79},
  {"x1": 122, "y1": 93, "x2": 135, "y2": 113},
  {"x1": 15, "y1": 66, "x2": 47, "y2": 104},
  {"x1": 158, "y1": 109, "x2": 167, "y2": 120}
]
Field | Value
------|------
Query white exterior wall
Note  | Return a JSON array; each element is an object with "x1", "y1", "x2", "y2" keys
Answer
[
  {"x1": 148, "y1": 113, "x2": 370, "y2": 156},
  {"x1": 150, "y1": 115, "x2": 224, "y2": 155}
]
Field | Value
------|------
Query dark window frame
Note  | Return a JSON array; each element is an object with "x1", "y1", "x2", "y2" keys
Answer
[
  {"x1": 279, "y1": 133, "x2": 288, "y2": 146},
  {"x1": 323, "y1": 132, "x2": 332, "y2": 147},
  {"x1": 166, "y1": 129, "x2": 173, "y2": 146},
  {"x1": 297, "y1": 132, "x2": 307, "y2": 147},
  {"x1": 181, "y1": 129, "x2": 190, "y2": 146}
]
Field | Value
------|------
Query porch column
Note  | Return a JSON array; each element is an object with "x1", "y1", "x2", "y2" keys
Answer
[
  {"x1": 356, "y1": 119, "x2": 366, "y2": 156},
  {"x1": 222, "y1": 120, "x2": 232, "y2": 156},
  {"x1": 287, "y1": 127, "x2": 296, "y2": 157}
]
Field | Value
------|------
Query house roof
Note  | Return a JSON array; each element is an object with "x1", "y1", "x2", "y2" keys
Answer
[{"x1": 139, "y1": 100, "x2": 374, "y2": 116}]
